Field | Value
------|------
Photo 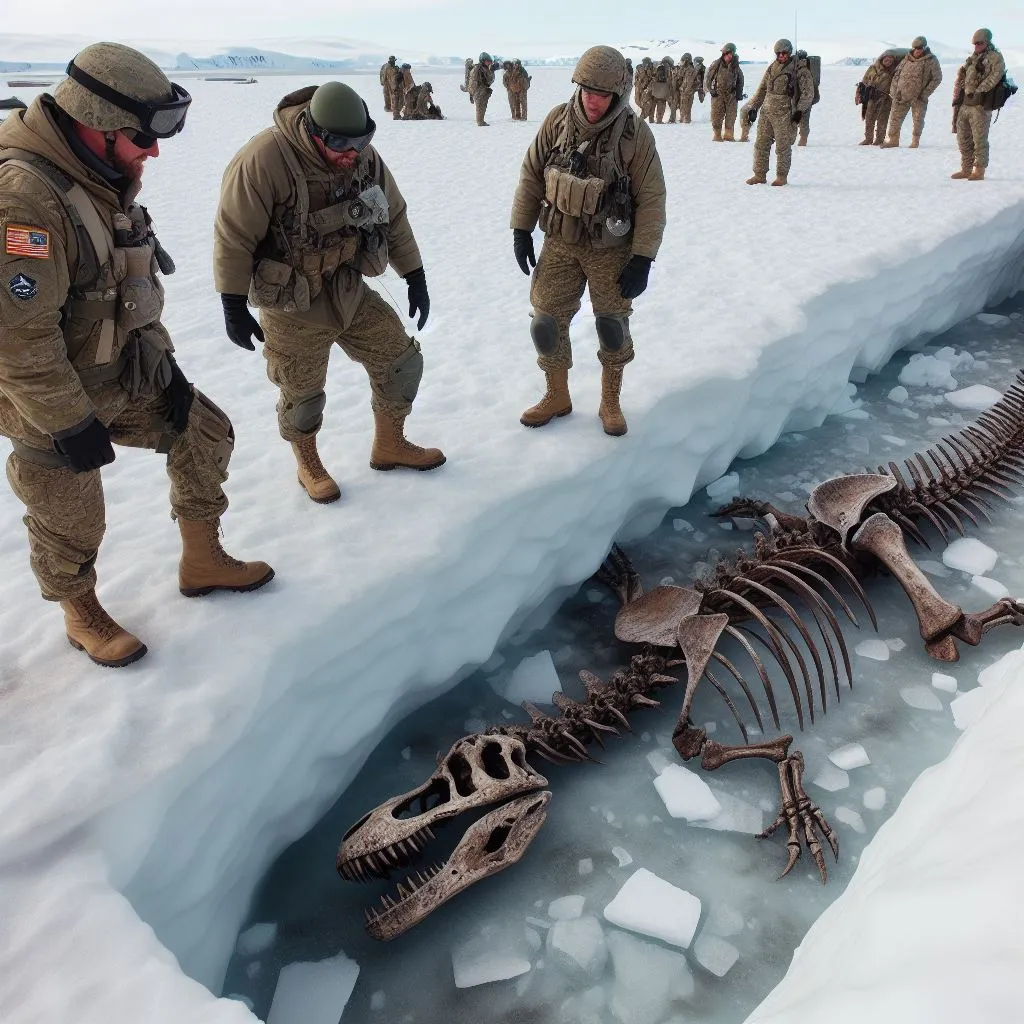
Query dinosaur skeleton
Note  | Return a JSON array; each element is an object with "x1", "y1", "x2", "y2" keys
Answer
[{"x1": 339, "y1": 371, "x2": 1024, "y2": 940}]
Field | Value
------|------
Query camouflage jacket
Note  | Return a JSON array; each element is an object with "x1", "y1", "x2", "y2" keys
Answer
[
  {"x1": 751, "y1": 59, "x2": 814, "y2": 113},
  {"x1": 504, "y1": 67, "x2": 530, "y2": 94},
  {"x1": 860, "y1": 59, "x2": 896, "y2": 103},
  {"x1": 705, "y1": 56, "x2": 744, "y2": 101},
  {"x1": 890, "y1": 49, "x2": 942, "y2": 103},
  {"x1": 961, "y1": 46, "x2": 1006, "y2": 106},
  {"x1": 380, "y1": 61, "x2": 396, "y2": 87},
  {"x1": 468, "y1": 63, "x2": 495, "y2": 98},
  {"x1": 676, "y1": 61, "x2": 701, "y2": 95}
]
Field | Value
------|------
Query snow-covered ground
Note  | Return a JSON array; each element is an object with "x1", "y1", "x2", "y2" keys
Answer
[{"x1": 1, "y1": 65, "x2": 1024, "y2": 1023}]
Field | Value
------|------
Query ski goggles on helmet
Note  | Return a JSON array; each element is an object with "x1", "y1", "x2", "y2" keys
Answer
[
  {"x1": 65, "y1": 60, "x2": 192, "y2": 137},
  {"x1": 306, "y1": 113, "x2": 377, "y2": 154}
]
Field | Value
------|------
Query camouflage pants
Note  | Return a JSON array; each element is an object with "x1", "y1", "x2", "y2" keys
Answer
[
  {"x1": 382, "y1": 85, "x2": 392, "y2": 113},
  {"x1": 710, "y1": 96, "x2": 738, "y2": 133},
  {"x1": 529, "y1": 237, "x2": 635, "y2": 372},
  {"x1": 887, "y1": 98, "x2": 928, "y2": 141},
  {"x1": 678, "y1": 90, "x2": 696, "y2": 123},
  {"x1": 864, "y1": 98, "x2": 891, "y2": 143},
  {"x1": 261, "y1": 287, "x2": 416, "y2": 441},
  {"x1": 475, "y1": 88, "x2": 492, "y2": 125},
  {"x1": 956, "y1": 105, "x2": 993, "y2": 169},
  {"x1": 798, "y1": 108, "x2": 811, "y2": 143},
  {"x1": 390, "y1": 85, "x2": 405, "y2": 119},
  {"x1": 753, "y1": 105, "x2": 798, "y2": 178},
  {"x1": 667, "y1": 99, "x2": 679, "y2": 123},
  {"x1": 640, "y1": 95, "x2": 655, "y2": 120},
  {"x1": 509, "y1": 91, "x2": 526, "y2": 120},
  {"x1": 5, "y1": 387, "x2": 232, "y2": 601},
  {"x1": 651, "y1": 98, "x2": 668, "y2": 123}
]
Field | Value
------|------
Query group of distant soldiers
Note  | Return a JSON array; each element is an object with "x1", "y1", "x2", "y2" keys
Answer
[{"x1": 378, "y1": 55, "x2": 444, "y2": 121}]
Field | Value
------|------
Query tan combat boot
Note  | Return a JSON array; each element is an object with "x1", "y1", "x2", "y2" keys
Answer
[
  {"x1": 909, "y1": 136, "x2": 920, "y2": 149},
  {"x1": 950, "y1": 167, "x2": 971, "y2": 180},
  {"x1": 178, "y1": 519, "x2": 275, "y2": 597},
  {"x1": 968, "y1": 166, "x2": 985, "y2": 181},
  {"x1": 880, "y1": 135, "x2": 900, "y2": 148},
  {"x1": 771, "y1": 174, "x2": 788, "y2": 186},
  {"x1": 746, "y1": 174, "x2": 767, "y2": 185},
  {"x1": 712, "y1": 127, "x2": 723, "y2": 142},
  {"x1": 858, "y1": 138, "x2": 873, "y2": 145},
  {"x1": 797, "y1": 138, "x2": 808, "y2": 147},
  {"x1": 521, "y1": 369, "x2": 572, "y2": 427},
  {"x1": 291, "y1": 434, "x2": 341, "y2": 504},
  {"x1": 61, "y1": 590, "x2": 147, "y2": 667},
  {"x1": 370, "y1": 410, "x2": 446, "y2": 470},
  {"x1": 598, "y1": 367, "x2": 628, "y2": 436},
  {"x1": 722, "y1": 128, "x2": 735, "y2": 141}
]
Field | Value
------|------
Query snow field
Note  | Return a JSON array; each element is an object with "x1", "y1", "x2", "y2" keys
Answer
[{"x1": 1, "y1": 65, "x2": 1024, "y2": 1023}]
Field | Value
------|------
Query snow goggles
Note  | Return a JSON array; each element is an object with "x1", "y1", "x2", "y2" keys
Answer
[
  {"x1": 65, "y1": 61, "x2": 192, "y2": 137},
  {"x1": 307, "y1": 113, "x2": 377, "y2": 154}
]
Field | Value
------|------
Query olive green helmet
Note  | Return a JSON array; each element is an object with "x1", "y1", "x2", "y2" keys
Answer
[
  {"x1": 682, "y1": 52, "x2": 693, "y2": 62},
  {"x1": 53, "y1": 41, "x2": 177, "y2": 132},
  {"x1": 972, "y1": 28, "x2": 993, "y2": 45},
  {"x1": 479, "y1": 51, "x2": 492, "y2": 63},
  {"x1": 774, "y1": 38, "x2": 794, "y2": 55},
  {"x1": 308, "y1": 81, "x2": 367, "y2": 135},
  {"x1": 721, "y1": 42, "x2": 737, "y2": 55},
  {"x1": 572, "y1": 45, "x2": 629, "y2": 97},
  {"x1": 912, "y1": 36, "x2": 928, "y2": 49}
]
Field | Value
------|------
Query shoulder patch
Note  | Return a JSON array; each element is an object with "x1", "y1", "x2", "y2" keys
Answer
[
  {"x1": 6, "y1": 224, "x2": 50, "y2": 259},
  {"x1": 9, "y1": 272, "x2": 38, "y2": 300}
]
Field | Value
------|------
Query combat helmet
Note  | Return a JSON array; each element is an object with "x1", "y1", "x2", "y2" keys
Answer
[
  {"x1": 774, "y1": 38, "x2": 794, "y2": 55},
  {"x1": 682, "y1": 52, "x2": 693, "y2": 62},
  {"x1": 54, "y1": 41, "x2": 191, "y2": 136},
  {"x1": 972, "y1": 28, "x2": 993, "y2": 45},
  {"x1": 721, "y1": 42, "x2": 737, "y2": 55},
  {"x1": 572, "y1": 45, "x2": 630, "y2": 97},
  {"x1": 479, "y1": 51, "x2": 493, "y2": 63},
  {"x1": 308, "y1": 81, "x2": 370, "y2": 136},
  {"x1": 912, "y1": 36, "x2": 928, "y2": 49},
  {"x1": 388, "y1": 55, "x2": 397, "y2": 63}
]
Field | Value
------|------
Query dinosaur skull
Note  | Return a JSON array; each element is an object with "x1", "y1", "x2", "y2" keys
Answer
[{"x1": 337, "y1": 734, "x2": 550, "y2": 938}]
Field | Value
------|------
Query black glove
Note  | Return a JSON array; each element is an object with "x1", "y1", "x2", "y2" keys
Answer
[
  {"x1": 54, "y1": 418, "x2": 115, "y2": 473},
  {"x1": 221, "y1": 293, "x2": 264, "y2": 351},
  {"x1": 792, "y1": 111, "x2": 803, "y2": 124},
  {"x1": 513, "y1": 228, "x2": 536, "y2": 276},
  {"x1": 166, "y1": 358, "x2": 194, "y2": 435},
  {"x1": 617, "y1": 255, "x2": 653, "y2": 300},
  {"x1": 404, "y1": 267, "x2": 430, "y2": 330}
]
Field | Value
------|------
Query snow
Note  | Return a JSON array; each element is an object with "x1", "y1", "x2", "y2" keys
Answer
[
  {"x1": 266, "y1": 952, "x2": 359, "y2": 1024},
  {"x1": 942, "y1": 537, "x2": 999, "y2": 575},
  {"x1": 652, "y1": 763, "x2": 723, "y2": 821},
  {"x1": 603, "y1": 869, "x2": 702, "y2": 950},
  {"x1": 495, "y1": 649, "x2": 562, "y2": 705},
  {"x1": 944, "y1": 383, "x2": 1003, "y2": 410},
  {"x1": 2, "y1": 59, "x2": 1024, "y2": 1024},
  {"x1": 828, "y1": 743, "x2": 871, "y2": 770}
]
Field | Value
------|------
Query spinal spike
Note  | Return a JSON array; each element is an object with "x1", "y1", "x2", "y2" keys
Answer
[
  {"x1": 725, "y1": 623, "x2": 782, "y2": 729},
  {"x1": 711, "y1": 650, "x2": 765, "y2": 733},
  {"x1": 783, "y1": 549, "x2": 877, "y2": 629},
  {"x1": 704, "y1": 668, "x2": 749, "y2": 744},
  {"x1": 774, "y1": 559, "x2": 859, "y2": 627}
]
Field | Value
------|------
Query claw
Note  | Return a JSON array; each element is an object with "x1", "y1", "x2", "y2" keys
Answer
[{"x1": 630, "y1": 694, "x2": 661, "y2": 708}]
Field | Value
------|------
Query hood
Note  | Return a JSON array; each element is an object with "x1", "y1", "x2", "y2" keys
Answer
[{"x1": 569, "y1": 86, "x2": 632, "y2": 141}]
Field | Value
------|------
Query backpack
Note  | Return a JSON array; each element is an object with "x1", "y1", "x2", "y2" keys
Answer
[
  {"x1": 989, "y1": 71, "x2": 1018, "y2": 112},
  {"x1": 807, "y1": 55, "x2": 821, "y2": 104},
  {"x1": 656, "y1": 65, "x2": 667, "y2": 83}
]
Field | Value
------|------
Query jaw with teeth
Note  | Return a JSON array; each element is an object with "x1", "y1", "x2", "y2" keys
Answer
[{"x1": 337, "y1": 734, "x2": 550, "y2": 939}]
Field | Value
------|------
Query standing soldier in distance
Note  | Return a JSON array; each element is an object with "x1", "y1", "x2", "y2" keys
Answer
[
  {"x1": 510, "y1": 45, "x2": 667, "y2": 437},
  {"x1": 856, "y1": 51, "x2": 899, "y2": 145},
  {"x1": 0, "y1": 42, "x2": 273, "y2": 667},
  {"x1": 745, "y1": 39, "x2": 814, "y2": 186},
  {"x1": 664, "y1": 57, "x2": 680, "y2": 123},
  {"x1": 643, "y1": 58, "x2": 674, "y2": 124},
  {"x1": 634, "y1": 57, "x2": 654, "y2": 109},
  {"x1": 706, "y1": 43, "x2": 744, "y2": 141},
  {"x1": 675, "y1": 53, "x2": 700, "y2": 124},
  {"x1": 506, "y1": 59, "x2": 531, "y2": 121},
  {"x1": 214, "y1": 81, "x2": 444, "y2": 506},
  {"x1": 468, "y1": 53, "x2": 495, "y2": 126},
  {"x1": 394, "y1": 63, "x2": 414, "y2": 121},
  {"x1": 882, "y1": 36, "x2": 942, "y2": 148},
  {"x1": 380, "y1": 55, "x2": 398, "y2": 113},
  {"x1": 693, "y1": 56, "x2": 707, "y2": 104},
  {"x1": 795, "y1": 50, "x2": 818, "y2": 146},
  {"x1": 461, "y1": 57, "x2": 474, "y2": 101},
  {"x1": 951, "y1": 29, "x2": 1006, "y2": 181}
]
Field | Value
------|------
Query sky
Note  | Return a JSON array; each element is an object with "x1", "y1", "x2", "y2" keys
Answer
[{"x1": 2, "y1": 0, "x2": 1022, "y2": 56}]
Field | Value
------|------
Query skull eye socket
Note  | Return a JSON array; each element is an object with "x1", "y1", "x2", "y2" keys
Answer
[
  {"x1": 449, "y1": 751, "x2": 476, "y2": 797},
  {"x1": 391, "y1": 777, "x2": 451, "y2": 819},
  {"x1": 483, "y1": 824, "x2": 512, "y2": 854},
  {"x1": 481, "y1": 741, "x2": 511, "y2": 780}
]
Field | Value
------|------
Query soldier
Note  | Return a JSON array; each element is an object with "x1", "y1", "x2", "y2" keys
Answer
[
  {"x1": 663, "y1": 57, "x2": 679, "y2": 123},
  {"x1": 504, "y1": 59, "x2": 531, "y2": 121},
  {"x1": 882, "y1": 36, "x2": 942, "y2": 148},
  {"x1": 461, "y1": 57, "x2": 474, "y2": 101},
  {"x1": 856, "y1": 51, "x2": 899, "y2": 145},
  {"x1": 642, "y1": 57, "x2": 674, "y2": 123},
  {"x1": 509, "y1": 45, "x2": 667, "y2": 437},
  {"x1": 393, "y1": 63, "x2": 414, "y2": 121},
  {"x1": 745, "y1": 38, "x2": 814, "y2": 186},
  {"x1": 404, "y1": 82, "x2": 444, "y2": 121},
  {"x1": 705, "y1": 43, "x2": 744, "y2": 141},
  {"x1": 738, "y1": 100, "x2": 755, "y2": 142},
  {"x1": 951, "y1": 29, "x2": 1007, "y2": 181},
  {"x1": 214, "y1": 82, "x2": 443, "y2": 506},
  {"x1": 634, "y1": 57, "x2": 654, "y2": 108},
  {"x1": 380, "y1": 55, "x2": 398, "y2": 113},
  {"x1": 468, "y1": 52, "x2": 495, "y2": 126},
  {"x1": 795, "y1": 50, "x2": 819, "y2": 145},
  {"x1": 0, "y1": 42, "x2": 273, "y2": 667},
  {"x1": 694, "y1": 55, "x2": 707, "y2": 103},
  {"x1": 675, "y1": 53, "x2": 700, "y2": 124}
]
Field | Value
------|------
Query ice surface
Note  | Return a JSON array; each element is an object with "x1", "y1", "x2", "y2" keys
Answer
[
  {"x1": 495, "y1": 650, "x2": 562, "y2": 705},
  {"x1": 811, "y1": 763, "x2": 850, "y2": 792},
  {"x1": 548, "y1": 895, "x2": 585, "y2": 921},
  {"x1": 451, "y1": 933, "x2": 531, "y2": 989},
  {"x1": 266, "y1": 952, "x2": 359, "y2": 1024},
  {"x1": 971, "y1": 575, "x2": 1010, "y2": 602},
  {"x1": 828, "y1": 743, "x2": 870, "y2": 770},
  {"x1": 706, "y1": 472, "x2": 741, "y2": 503},
  {"x1": 546, "y1": 916, "x2": 608, "y2": 980},
  {"x1": 610, "y1": 846, "x2": 634, "y2": 868},
  {"x1": 607, "y1": 931, "x2": 695, "y2": 1024},
  {"x1": 944, "y1": 384, "x2": 1003, "y2": 410},
  {"x1": 834, "y1": 807, "x2": 867, "y2": 834},
  {"x1": 690, "y1": 789, "x2": 764, "y2": 835},
  {"x1": 863, "y1": 788, "x2": 887, "y2": 811},
  {"x1": 693, "y1": 933, "x2": 741, "y2": 978},
  {"x1": 653, "y1": 764, "x2": 723, "y2": 821},
  {"x1": 887, "y1": 386, "x2": 909, "y2": 403},
  {"x1": 900, "y1": 686, "x2": 944, "y2": 712},
  {"x1": 235, "y1": 923, "x2": 276, "y2": 957},
  {"x1": 943, "y1": 538, "x2": 999, "y2": 575},
  {"x1": 854, "y1": 639, "x2": 890, "y2": 661},
  {"x1": 2, "y1": 61, "x2": 1024, "y2": 1024},
  {"x1": 975, "y1": 313, "x2": 1012, "y2": 326},
  {"x1": 603, "y1": 869, "x2": 701, "y2": 950},
  {"x1": 932, "y1": 672, "x2": 958, "y2": 694}
]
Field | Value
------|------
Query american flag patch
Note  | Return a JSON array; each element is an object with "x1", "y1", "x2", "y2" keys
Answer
[{"x1": 5, "y1": 224, "x2": 50, "y2": 259}]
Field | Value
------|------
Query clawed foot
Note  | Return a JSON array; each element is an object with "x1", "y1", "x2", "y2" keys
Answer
[
  {"x1": 758, "y1": 752, "x2": 839, "y2": 883},
  {"x1": 710, "y1": 497, "x2": 770, "y2": 520}
]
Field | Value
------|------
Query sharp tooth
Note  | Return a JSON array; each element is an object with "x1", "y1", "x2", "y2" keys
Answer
[
  {"x1": 397, "y1": 883, "x2": 410, "y2": 898},
  {"x1": 424, "y1": 826, "x2": 435, "y2": 840},
  {"x1": 367, "y1": 853, "x2": 381, "y2": 874}
]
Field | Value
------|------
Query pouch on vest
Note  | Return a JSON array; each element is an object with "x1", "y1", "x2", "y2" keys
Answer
[
  {"x1": 120, "y1": 323, "x2": 175, "y2": 399},
  {"x1": 249, "y1": 257, "x2": 311, "y2": 313},
  {"x1": 544, "y1": 166, "x2": 606, "y2": 219}
]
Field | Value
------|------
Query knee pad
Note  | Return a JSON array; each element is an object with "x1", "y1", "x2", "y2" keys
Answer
[
  {"x1": 384, "y1": 340, "x2": 423, "y2": 403},
  {"x1": 287, "y1": 391, "x2": 327, "y2": 434},
  {"x1": 191, "y1": 392, "x2": 235, "y2": 472},
  {"x1": 530, "y1": 312, "x2": 559, "y2": 356},
  {"x1": 595, "y1": 314, "x2": 630, "y2": 353}
]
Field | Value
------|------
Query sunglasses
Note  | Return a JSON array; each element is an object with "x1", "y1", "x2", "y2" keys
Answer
[
  {"x1": 66, "y1": 60, "x2": 191, "y2": 137},
  {"x1": 121, "y1": 127, "x2": 158, "y2": 150}
]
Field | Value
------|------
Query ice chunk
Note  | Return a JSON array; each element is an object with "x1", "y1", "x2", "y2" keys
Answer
[
  {"x1": 578, "y1": 858, "x2": 593, "y2": 876},
  {"x1": 524, "y1": 926, "x2": 543, "y2": 953},
  {"x1": 690, "y1": 788, "x2": 763, "y2": 834},
  {"x1": 370, "y1": 990, "x2": 385, "y2": 1011},
  {"x1": 451, "y1": 939, "x2": 531, "y2": 988},
  {"x1": 932, "y1": 671, "x2": 958, "y2": 694},
  {"x1": 400, "y1": 746, "x2": 411, "y2": 760},
  {"x1": 611, "y1": 846, "x2": 633, "y2": 867},
  {"x1": 855, "y1": 638, "x2": 890, "y2": 662},
  {"x1": 495, "y1": 650, "x2": 562, "y2": 705},
  {"x1": 706, "y1": 472, "x2": 740, "y2": 503},
  {"x1": 559, "y1": 986, "x2": 606, "y2": 1024},
  {"x1": 546, "y1": 916, "x2": 608, "y2": 980},
  {"x1": 236, "y1": 922, "x2": 277, "y2": 956},
  {"x1": 919, "y1": 559, "x2": 951, "y2": 577},
  {"x1": 607, "y1": 931, "x2": 695, "y2": 1024},
  {"x1": 835, "y1": 806, "x2": 866, "y2": 833},
  {"x1": 692, "y1": 933, "x2": 740, "y2": 977},
  {"x1": 267, "y1": 951, "x2": 359, "y2": 1024},
  {"x1": 971, "y1": 575, "x2": 1009, "y2": 602},
  {"x1": 548, "y1": 895, "x2": 585, "y2": 921},
  {"x1": 848, "y1": 434, "x2": 871, "y2": 454},
  {"x1": 886, "y1": 637, "x2": 906, "y2": 652},
  {"x1": 603, "y1": 868, "x2": 702, "y2": 949},
  {"x1": 586, "y1": 588, "x2": 604, "y2": 603},
  {"x1": 975, "y1": 313, "x2": 1011, "y2": 326},
  {"x1": 811, "y1": 762, "x2": 850, "y2": 792},
  {"x1": 863, "y1": 787, "x2": 887, "y2": 811},
  {"x1": 672, "y1": 518, "x2": 694, "y2": 532},
  {"x1": 653, "y1": 763, "x2": 723, "y2": 821},
  {"x1": 245, "y1": 962, "x2": 261, "y2": 980},
  {"x1": 943, "y1": 538, "x2": 998, "y2": 575},
  {"x1": 900, "y1": 686, "x2": 944, "y2": 712},
  {"x1": 829, "y1": 742, "x2": 870, "y2": 770},
  {"x1": 944, "y1": 384, "x2": 1002, "y2": 410},
  {"x1": 887, "y1": 385, "x2": 909, "y2": 403},
  {"x1": 880, "y1": 434, "x2": 906, "y2": 446},
  {"x1": 898, "y1": 352, "x2": 958, "y2": 389}
]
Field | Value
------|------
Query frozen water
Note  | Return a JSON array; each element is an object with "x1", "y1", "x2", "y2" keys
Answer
[
  {"x1": 603, "y1": 869, "x2": 702, "y2": 950},
  {"x1": 829, "y1": 743, "x2": 871, "y2": 770},
  {"x1": 898, "y1": 353, "x2": 959, "y2": 389},
  {"x1": 451, "y1": 930, "x2": 531, "y2": 989},
  {"x1": 578, "y1": 858, "x2": 593, "y2": 877},
  {"x1": 900, "y1": 686, "x2": 944, "y2": 712},
  {"x1": 932, "y1": 672, "x2": 959, "y2": 694},
  {"x1": 887, "y1": 386, "x2": 909, "y2": 404},
  {"x1": 944, "y1": 384, "x2": 1003, "y2": 410},
  {"x1": 705, "y1": 903, "x2": 746, "y2": 938},
  {"x1": 548, "y1": 895, "x2": 585, "y2": 921},
  {"x1": 495, "y1": 650, "x2": 563, "y2": 705},
  {"x1": 690, "y1": 788, "x2": 764, "y2": 835},
  {"x1": 811, "y1": 763, "x2": 850, "y2": 792},
  {"x1": 975, "y1": 313, "x2": 1012, "y2": 326},
  {"x1": 610, "y1": 847, "x2": 634, "y2": 868},
  {"x1": 235, "y1": 924, "x2": 276, "y2": 957},
  {"x1": 705, "y1": 472, "x2": 741, "y2": 503},
  {"x1": 653, "y1": 764, "x2": 723, "y2": 821},
  {"x1": 834, "y1": 807, "x2": 867, "y2": 834},
  {"x1": 545, "y1": 916, "x2": 608, "y2": 980},
  {"x1": 943, "y1": 538, "x2": 999, "y2": 575},
  {"x1": 266, "y1": 952, "x2": 359, "y2": 1024},
  {"x1": 885, "y1": 638, "x2": 906, "y2": 652},
  {"x1": 692, "y1": 933, "x2": 741, "y2": 978},
  {"x1": 606, "y1": 931, "x2": 695, "y2": 1024},
  {"x1": 971, "y1": 576, "x2": 1010, "y2": 602},
  {"x1": 863, "y1": 788, "x2": 887, "y2": 811},
  {"x1": 854, "y1": 639, "x2": 890, "y2": 661}
]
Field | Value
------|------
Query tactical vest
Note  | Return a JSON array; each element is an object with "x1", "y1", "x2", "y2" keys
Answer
[
  {"x1": 249, "y1": 126, "x2": 390, "y2": 315},
  {"x1": 0, "y1": 151, "x2": 175, "y2": 394},
  {"x1": 538, "y1": 103, "x2": 636, "y2": 249}
]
